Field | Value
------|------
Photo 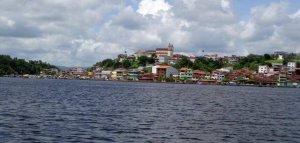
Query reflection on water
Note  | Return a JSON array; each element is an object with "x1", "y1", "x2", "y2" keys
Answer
[{"x1": 0, "y1": 78, "x2": 300, "y2": 142}]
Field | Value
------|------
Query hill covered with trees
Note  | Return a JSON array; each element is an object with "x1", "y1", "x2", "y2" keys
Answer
[
  {"x1": 92, "y1": 53, "x2": 300, "y2": 72},
  {"x1": 0, "y1": 55, "x2": 57, "y2": 76}
]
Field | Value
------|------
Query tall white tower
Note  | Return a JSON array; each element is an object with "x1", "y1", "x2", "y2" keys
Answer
[{"x1": 167, "y1": 43, "x2": 174, "y2": 57}]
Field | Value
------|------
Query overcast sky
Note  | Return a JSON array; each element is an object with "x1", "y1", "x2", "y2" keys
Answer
[{"x1": 1, "y1": 0, "x2": 300, "y2": 66}]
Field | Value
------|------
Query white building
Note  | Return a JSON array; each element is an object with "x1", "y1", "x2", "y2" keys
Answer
[
  {"x1": 287, "y1": 62, "x2": 296, "y2": 74},
  {"x1": 156, "y1": 43, "x2": 174, "y2": 58},
  {"x1": 258, "y1": 65, "x2": 269, "y2": 74},
  {"x1": 204, "y1": 54, "x2": 218, "y2": 61},
  {"x1": 158, "y1": 56, "x2": 170, "y2": 64},
  {"x1": 288, "y1": 62, "x2": 296, "y2": 69},
  {"x1": 211, "y1": 73, "x2": 225, "y2": 80},
  {"x1": 153, "y1": 65, "x2": 178, "y2": 77},
  {"x1": 278, "y1": 54, "x2": 284, "y2": 60},
  {"x1": 218, "y1": 67, "x2": 234, "y2": 73}
]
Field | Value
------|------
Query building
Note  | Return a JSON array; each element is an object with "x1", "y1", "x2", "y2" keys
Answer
[
  {"x1": 128, "y1": 69, "x2": 141, "y2": 81},
  {"x1": 100, "y1": 70, "x2": 112, "y2": 80},
  {"x1": 139, "y1": 73, "x2": 154, "y2": 81},
  {"x1": 193, "y1": 70, "x2": 209, "y2": 80},
  {"x1": 156, "y1": 43, "x2": 174, "y2": 58},
  {"x1": 277, "y1": 74, "x2": 287, "y2": 87},
  {"x1": 272, "y1": 63, "x2": 283, "y2": 72},
  {"x1": 189, "y1": 55, "x2": 197, "y2": 63},
  {"x1": 211, "y1": 71, "x2": 225, "y2": 81},
  {"x1": 204, "y1": 54, "x2": 218, "y2": 61},
  {"x1": 228, "y1": 55, "x2": 239, "y2": 64},
  {"x1": 112, "y1": 68, "x2": 128, "y2": 80},
  {"x1": 153, "y1": 65, "x2": 178, "y2": 78},
  {"x1": 134, "y1": 50, "x2": 146, "y2": 60},
  {"x1": 40, "y1": 68, "x2": 58, "y2": 75},
  {"x1": 145, "y1": 50, "x2": 156, "y2": 57},
  {"x1": 258, "y1": 65, "x2": 269, "y2": 74},
  {"x1": 158, "y1": 56, "x2": 170, "y2": 64},
  {"x1": 179, "y1": 68, "x2": 193, "y2": 80},
  {"x1": 278, "y1": 54, "x2": 284, "y2": 60},
  {"x1": 287, "y1": 62, "x2": 296, "y2": 75},
  {"x1": 66, "y1": 67, "x2": 86, "y2": 76},
  {"x1": 218, "y1": 67, "x2": 234, "y2": 73},
  {"x1": 117, "y1": 54, "x2": 127, "y2": 62}
]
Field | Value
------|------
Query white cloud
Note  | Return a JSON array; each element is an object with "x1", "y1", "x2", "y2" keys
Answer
[
  {"x1": 221, "y1": 0, "x2": 230, "y2": 11},
  {"x1": 0, "y1": 0, "x2": 300, "y2": 66},
  {"x1": 290, "y1": 10, "x2": 300, "y2": 19},
  {"x1": 137, "y1": 0, "x2": 171, "y2": 16},
  {"x1": 0, "y1": 16, "x2": 15, "y2": 27}
]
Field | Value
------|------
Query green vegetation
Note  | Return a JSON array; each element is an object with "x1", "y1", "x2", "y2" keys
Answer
[
  {"x1": 0, "y1": 55, "x2": 57, "y2": 76},
  {"x1": 235, "y1": 54, "x2": 273, "y2": 70},
  {"x1": 94, "y1": 55, "x2": 156, "y2": 70},
  {"x1": 265, "y1": 60, "x2": 283, "y2": 63},
  {"x1": 92, "y1": 53, "x2": 300, "y2": 72}
]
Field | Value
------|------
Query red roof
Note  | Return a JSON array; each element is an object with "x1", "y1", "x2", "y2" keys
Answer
[
  {"x1": 157, "y1": 65, "x2": 172, "y2": 69},
  {"x1": 193, "y1": 70, "x2": 208, "y2": 75},
  {"x1": 180, "y1": 68, "x2": 188, "y2": 71},
  {"x1": 156, "y1": 48, "x2": 169, "y2": 51},
  {"x1": 135, "y1": 50, "x2": 145, "y2": 54},
  {"x1": 146, "y1": 50, "x2": 156, "y2": 54}
]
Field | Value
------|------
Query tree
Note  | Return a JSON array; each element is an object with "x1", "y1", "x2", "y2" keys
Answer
[
  {"x1": 100, "y1": 59, "x2": 115, "y2": 68},
  {"x1": 264, "y1": 54, "x2": 272, "y2": 60},
  {"x1": 147, "y1": 57, "x2": 155, "y2": 64},
  {"x1": 122, "y1": 60, "x2": 131, "y2": 68},
  {"x1": 0, "y1": 55, "x2": 57, "y2": 76},
  {"x1": 138, "y1": 56, "x2": 148, "y2": 66},
  {"x1": 178, "y1": 56, "x2": 193, "y2": 68},
  {"x1": 143, "y1": 67, "x2": 152, "y2": 73}
]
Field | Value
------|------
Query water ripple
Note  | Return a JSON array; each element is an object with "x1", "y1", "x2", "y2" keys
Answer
[{"x1": 0, "y1": 78, "x2": 300, "y2": 142}]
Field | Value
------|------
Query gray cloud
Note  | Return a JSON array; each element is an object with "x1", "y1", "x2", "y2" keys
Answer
[{"x1": 0, "y1": 0, "x2": 299, "y2": 66}]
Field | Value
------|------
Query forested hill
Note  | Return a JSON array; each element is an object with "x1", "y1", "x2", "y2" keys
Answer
[{"x1": 0, "y1": 55, "x2": 57, "y2": 75}]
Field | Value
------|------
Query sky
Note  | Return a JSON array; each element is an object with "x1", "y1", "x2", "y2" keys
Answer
[{"x1": 1, "y1": 0, "x2": 300, "y2": 66}]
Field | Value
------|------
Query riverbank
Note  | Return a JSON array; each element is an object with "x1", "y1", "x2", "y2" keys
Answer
[{"x1": 1, "y1": 76, "x2": 299, "y2": 88}]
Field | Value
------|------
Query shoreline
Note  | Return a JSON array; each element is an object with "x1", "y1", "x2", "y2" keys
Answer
[{"x1": 1, "y1": 76, "x2": 299, "y2": 89}]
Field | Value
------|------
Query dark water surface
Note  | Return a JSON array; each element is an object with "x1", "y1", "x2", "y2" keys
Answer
[{"x1": 0, "y1": 78, "x2": 300, "y2": 143}]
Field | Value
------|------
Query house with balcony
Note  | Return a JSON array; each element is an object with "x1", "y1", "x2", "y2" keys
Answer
[
  {"x1": 272, "y1": 63, "x2": 284, "y2": 73},
  {"x1": 112, "y1": 68, "x2": 128, "y2": 80},
  {"x1": 179, "y1": 68, "x2": 193, "y2": 80},
  {"x1": 277, "y1": 74, "x2": 287, "y2": 87},
  {"x1": 128, "y1": 69, "x2": 141, "y2": 81},
  {"x1": 193, "y1": 70, "x2": 210, "y2": 80},
  {"x1": 152, "y1": 65, "x2": 178, "y2": 80},
  {"x1": 100, "y1": 70, "x2": 112, "y2": 80},
  {"x1": 211, "y1": 70, "x2": 225, "y2": 81}
]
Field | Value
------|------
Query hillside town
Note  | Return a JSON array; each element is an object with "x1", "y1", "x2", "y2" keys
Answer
[
  {"x1": 3, "y1": 44, "x2": 300, "y2": 87},
  {"x1": 35, "y1": 43, "x2": 298, "y2": 88}
]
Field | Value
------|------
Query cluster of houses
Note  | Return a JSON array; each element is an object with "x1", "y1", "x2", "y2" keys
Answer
[
  {"x1": 257, "y1": 62, "x2": 300, "y2": 87},
  {"x1": 116, "y1": 43, "x2": 241, "y2": 65},
  {"x1": 38, "y1": 44, "x2": 300, "y2": 87},
  {"x1": 52, "y1": 62, "x2": 300, "y2": 87}
]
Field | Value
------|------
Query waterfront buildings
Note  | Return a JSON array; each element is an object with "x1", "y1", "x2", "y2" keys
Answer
[
  {"x1": 153, "y1": 65, "x2": 178, "y2": 78},
  {"x1": 179, "y1": 68, "x2": 193, "y2": 80}
]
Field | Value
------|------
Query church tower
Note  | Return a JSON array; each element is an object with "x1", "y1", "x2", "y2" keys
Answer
[{"x1": 167, "y1": 43, "x2": 174, "y2": 57}]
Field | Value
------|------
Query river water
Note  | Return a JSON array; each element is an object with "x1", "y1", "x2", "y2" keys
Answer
[{"x1": 0, "y1": 77, "x2": 300, "y2": 142}]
